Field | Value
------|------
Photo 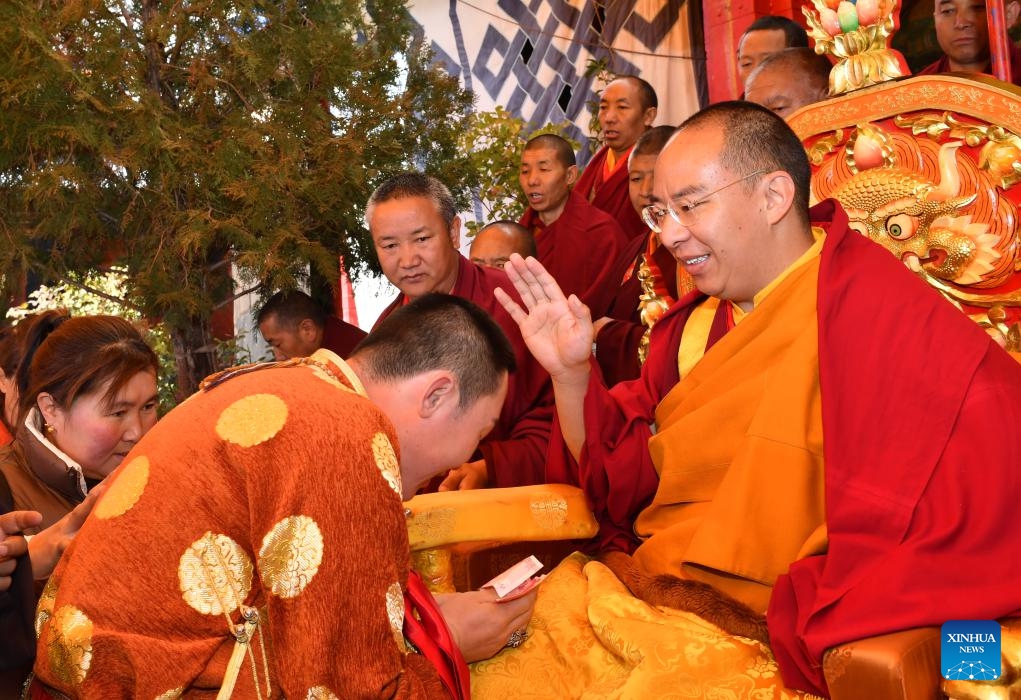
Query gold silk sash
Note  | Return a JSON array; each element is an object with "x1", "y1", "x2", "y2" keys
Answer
[
  {"x1": 676, "y1": 296, "x2": 722, "y2": 380},
  {"x1": 634, "y1": 254, "x2": 828, "y2": 614}
]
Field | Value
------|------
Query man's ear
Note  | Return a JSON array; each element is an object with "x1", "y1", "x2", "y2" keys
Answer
[
  {"x1": 419, "y1": 371, "x2": 459, "y2": 419},
  {"x1": 449, "y1": 216, "x2": 462, "y2": 249},
  {"x1": 37, "y1": 392, "x2": 61, "y2": 427},
  {"x1": 566, "y1": 164, "x2": 579, "y2": 187},
  {"x1": 297, "y1": 318, "x2": 318, "y2": 340},
  {"x1": 761, "y1": 171, "x2": 796, "y2": 225},
  {"x1": 643, "y1": 106, "x2": 658, "y2": 128},
  {"x1": 1008, "y1": 1, "x2": 1021, "y2": 27}
]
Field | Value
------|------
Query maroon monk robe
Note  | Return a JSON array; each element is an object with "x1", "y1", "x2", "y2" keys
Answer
[
  {"x1": 768, "y1": 200, "x2": 1021, "y2": 696},
  {"x1": 519, "y1": 190, "x2": 628, "y2": 320},
  {"x1": 594, "y1": 230, "x2": 680, "y2": 386},
  {"x1": 574, "y1": 145, "x2": 647, "y2": 240},
  {"x1": 917, "y1": 42, "x2": 1021, "y2": 85},
  {"x1": 321, "y1": 315, "x2": 367, "y2": 359},
  {"x1": 544, "y1": 200, "x2": 1021, "y2": 695},
  {"x1": 375, "y1": 254, "x2": 553, "y2": 488},
  {"x1": 544, "y1": 284, "x2": 716, "y2": 554}
]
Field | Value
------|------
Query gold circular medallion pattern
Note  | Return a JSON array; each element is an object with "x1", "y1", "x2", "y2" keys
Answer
[
  {"x1": 95, "y1": 455, "x2": 150, "y2": 519},
  {"x1": 215, "y1": 394, "x2": 289, "y2": 447},
  {"x1": 385, "y1": 581, "x2": 406, "y2": 651},
  {"x1": 371, "y1": 432, "x2": 402, "y2": 497},
  {"x1": 258, "y1": 515, "x2": 324, "y2": 599},
  {"x1": 178, "y1": 532, "x2": 254, "y2": 615},
  {"x1": 47, "y1": 605, "x2": 93, "y2": 687},
  {"x1": 305, "y1": 686, "x2": 339, "y2": 699},
  {"x1": 35, "y1": 575, "x2": 58, "y2": 637}
]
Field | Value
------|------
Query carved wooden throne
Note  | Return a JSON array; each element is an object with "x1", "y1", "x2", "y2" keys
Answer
[{"x1": 793, "y1": 76, "x2": 1021, "y2": 356}]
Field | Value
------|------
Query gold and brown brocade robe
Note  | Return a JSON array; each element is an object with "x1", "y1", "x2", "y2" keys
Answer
[{"x1": 33, "y1": 350, "x2": 447, "y2": 698}]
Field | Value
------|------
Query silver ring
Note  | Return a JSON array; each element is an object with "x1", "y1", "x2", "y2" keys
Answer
[{"x1": 505, "y1": 629, "x2": 528, "y2": 648}]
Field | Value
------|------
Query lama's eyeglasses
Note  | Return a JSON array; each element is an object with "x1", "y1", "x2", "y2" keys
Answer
[{"x1": 641, "y1": 170, "x2": 767, "y2": 232}]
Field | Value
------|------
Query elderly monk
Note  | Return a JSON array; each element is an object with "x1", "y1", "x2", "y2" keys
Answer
[
  {"x1": 592, "y1": 125, "x2": 689, "y2": 386},
  {"x1": 30, "y1": 295, "x2": 537, "y2": 699},
  {"x1": 919, "y1": 0, "x2": 1021, "y2": 84},
  {"x1": 518, "y1": 134, "x2": 628, "y2": 318},
  {"x1": 745, "y1": 47, "x2": 831, "y2": 119},
  {"x1": 368, "y1": 173, "x2": 552, "y2": 491},
  {"x1": 257, "y1": 289, "x2": 366, "y2": 361},
  {"x1": 573, "y1": 76, "x2": 658, "y2": 240},
  {"x1": 473, "y1": 101, "x2": 1021, "y2": 697},
  {"x1": 469, "y1": 220, "x2": 537, "y2": 270}
]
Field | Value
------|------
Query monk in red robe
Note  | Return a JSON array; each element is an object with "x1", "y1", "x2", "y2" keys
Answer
[
  {"x1": 474, "y1": 102, "x2": 1021, "y2": 698},
  {"x1": 257, "y1": 289, "x2": 366, "y2": 360},
  {"x1": 573, "y1": 76, "x2": 658, "y2": 240},
  {"x1": 592, "y1": 125, "x2": 690, "y2": 386},
  {"x1": 918, "y1": 0, "x2": 1021, "y2": 85},
  {"x1": 518, "y1": 134, "x2": 628, "y2": 319},
  {"x1": 367, "y1": 173, "x2": 552, "y2": 491},
  {"x1": 469, "y1": 220, "x2": 536, "y2": 270},
  {"x1": 744, "y1": 47, "x2": 831, "y2": 119},
  {"x1": 30, "y1": 296, "x2": 536, "y2": 699}
]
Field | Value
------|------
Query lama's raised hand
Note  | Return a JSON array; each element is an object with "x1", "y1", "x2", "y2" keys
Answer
[{"x1": 494, "y1": 254, "x2": 592, "y2": 384}]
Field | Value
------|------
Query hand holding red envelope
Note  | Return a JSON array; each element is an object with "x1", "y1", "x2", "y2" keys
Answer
[{"x1": 482, "y1": 555, "x2": 546, "y2": 603}]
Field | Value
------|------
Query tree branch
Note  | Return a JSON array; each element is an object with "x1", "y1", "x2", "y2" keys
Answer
[
  {"x1": 56, "y1": 275, "x2": 143, "y2": 313},
  {"x1": 213, "y1": 284, "x2": 261, "y2": 311}
]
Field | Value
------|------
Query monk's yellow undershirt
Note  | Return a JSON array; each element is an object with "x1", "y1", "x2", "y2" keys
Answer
[
  {"x1": 677, "y1": 227, "x2": 825, "y2": 379},
  {"x1": 605, "y1": 148, "x2": 617, "y2": 172}
]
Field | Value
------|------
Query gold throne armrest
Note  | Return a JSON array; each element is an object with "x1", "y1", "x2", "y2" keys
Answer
[{"x1": 404, "y1": 484, "x2": 598, "y2": 593}]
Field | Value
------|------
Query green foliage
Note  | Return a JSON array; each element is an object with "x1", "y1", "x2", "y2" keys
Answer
[
  {"x1": 583, "y1": 57, "x2": 616, "y2": 148},
  {"x1": 0, "y1": 0, "x2": 475, "y2": 394},
  {"x1": 461, "y1": 107, "x2": 579, "y2": 237},
  {"x1": 5, "y1": 270, "x2": 179, "y2": 413}
]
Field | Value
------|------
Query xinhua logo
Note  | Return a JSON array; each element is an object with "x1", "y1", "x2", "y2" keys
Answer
[{"x1": 941, "y1": 620, "x2": 1001, "y2": 680}]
